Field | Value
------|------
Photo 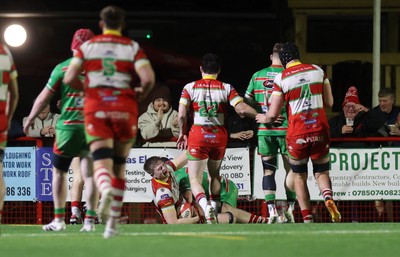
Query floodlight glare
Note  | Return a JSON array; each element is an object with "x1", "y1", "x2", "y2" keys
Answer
[{"x1": 4, "y1": 24, "x2": 27, "y2": 47}]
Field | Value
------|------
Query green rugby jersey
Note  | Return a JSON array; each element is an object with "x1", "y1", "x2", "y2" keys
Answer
[
  {"x1": 174, "y1": 167, "x2": 237, "y2": 203},
  {"x1": 46, "y1": 58, "x2": 85, "y2": 130},
  {"x1": 245, "y1": 65, "x2": 287, "y2": 136}
]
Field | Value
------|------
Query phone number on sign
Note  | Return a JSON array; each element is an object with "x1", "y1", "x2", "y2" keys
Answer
[
  {"x1": 6, "y1": 187, "x2": 31, "y2": 196},
  {"x1": 351, "y1": 190, "x2": 400, "y2": 196}
]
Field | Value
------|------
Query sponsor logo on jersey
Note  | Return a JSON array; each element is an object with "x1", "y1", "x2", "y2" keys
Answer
[{"x1": 160, "y1": 194, "x2": 170, "y2": 200}]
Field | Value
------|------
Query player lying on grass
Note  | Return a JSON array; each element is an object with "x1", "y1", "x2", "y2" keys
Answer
[{"x1": 144, "y1": 154, "x2": 267, "y2": 224}]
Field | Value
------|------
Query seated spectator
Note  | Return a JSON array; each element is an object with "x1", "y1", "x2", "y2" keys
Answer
[
  {"x1": 138, "y1": 86, "x2": 179, "y2": 147},
  {"x1": 370, "y1": 87, "x2": 399, "y2": 222},
  {"x1": 371, "y1": 87, "x2": 400, "y2": 141},
  {"x1": 329, "y1": 86, "x2": 385, "y2": 148},
  {"x1": 23, "y1": 103, "x2": 60, "y2": 138},
  {"x1": 22, "y1": 103, "x2": 60, "y2": 146},
  {"x1": 226, "y1": 98, "x2": 257, "y2": 148}
]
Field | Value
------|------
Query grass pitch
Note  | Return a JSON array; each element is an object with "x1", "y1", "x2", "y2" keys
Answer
[{"x1": 0, "y1": 223, "x2": 399, "y2": 257}]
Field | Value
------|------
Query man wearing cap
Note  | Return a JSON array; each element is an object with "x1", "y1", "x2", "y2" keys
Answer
[
  {"x1": 24, "y1": 28, "x2": 98, "y2": 232},
  {"x1": 329, "y1": 86, "x2": 383, "y2": 148},
  {"x1": 255, "y1": 42, "x2": 341, "y2": 223},
  {"x1": 138, "y1": 86, "x2": 179, "y2": 147}
]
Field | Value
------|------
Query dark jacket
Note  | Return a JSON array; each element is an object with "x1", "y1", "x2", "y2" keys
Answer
[{"x1": 329, "y1": 110, "x2": 385, "y2": 148}]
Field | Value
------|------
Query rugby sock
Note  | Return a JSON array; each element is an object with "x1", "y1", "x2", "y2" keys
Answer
[
  {"x1": 248, "y1": 214, "x2": 267, "y2": 223},
  {"x1": 54, "y1": 207, "x2": 66, "y2": 222},
  {"x1": 322, "y1": 189, "x2": 333, "y2": 201},
  {"x1": 94, "y1": 166, "x2": 112, "y2": 195},
  {"x1": 110, "y1": 178, "x2": 125, "y2": 219},
  {"x1": 71, "y1": 201, "x2": 80, "y2": 215},
  {"x1": 195, "y1": 193, "x2": 208, "y2": 213},
  {"x1": 286, "y1": 190, "x2": 297, "y2": 203},
  {"x1": 85, "y1": 209, "x2": 97, "y2": 220},
  {"x1": 210, "y1": 195, "x2": 221, "y2": 212},
  {"x1": 301, "y1": 209, "x2": 313, "y2": 223}
]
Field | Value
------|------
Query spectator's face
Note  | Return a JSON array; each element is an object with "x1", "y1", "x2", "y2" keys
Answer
[
  {"x1": 379, "y1": 96, "x2": 394, "y2": 113},
  {"x1": 38, "y1": 105, "x2": 50, "y2": 120},
  {"x1": 153, "y1": 98, "x2": 170, "y2": 113},
  {"x1": 343, "y1": 103, "x2": 358, "y2": 119}
]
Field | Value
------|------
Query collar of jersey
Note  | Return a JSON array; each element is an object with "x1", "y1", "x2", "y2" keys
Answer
[
  {"x1": 202, "y1": 75, "x2": 217, "y2": 80},
  {"x1": 104, "y1": 29, "x2": 122, "y2": 36},
  {"x1": 154, "y1": 177, "x2": 169, "y2": 185},
  {"x1": 287, "y1": 61, "x2": 302, "y2": 68}
]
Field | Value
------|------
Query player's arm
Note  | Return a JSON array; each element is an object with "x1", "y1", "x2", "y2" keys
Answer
[
  {"x1": 63, "y1": 58, "x2": 84, "y2": 90},
  {"x1": 7, "y1": 76, "x2": 19, "y2": 128},
  {"x1": 177, "y1": 102, "x2": 189, "y2": 150},
  {"x1": 162, "y1": 205, "x2": 199, "y2": 224},
  {"x1": 134, "y1": 61, "x2": 155, "y2": 101},
  {"x1": 23, "y1": 88, "x2": 54, "y2": 135},
  {"x1": 171, "y1": 151, "x2": 188, "y2": 171},
  {"x1": 323, "y1": 78, "x2": 334, "y2": 107},
  {"x1": 234, "y1": 101, "x2": 258, "y2": 119}
]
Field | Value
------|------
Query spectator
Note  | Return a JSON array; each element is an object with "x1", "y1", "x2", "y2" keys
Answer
[
  {"x1": 23, "y1": 103, "x2": 59, "y2": 138},
  {"x1": 370, "y1": 87, "x2": 399, "y2": 222},
  {"x1": 226, "y1": 97, "x2": 257, "y2": 148},
  {"x1": 138, "y1": 86, "x2": 179, "y2": 147},
  {"x1": 256, "y1": 42, "x2": 341, "y2": 223},
  {"x1": 329, "y1": 86, "x2": 385, "y2": 148}
]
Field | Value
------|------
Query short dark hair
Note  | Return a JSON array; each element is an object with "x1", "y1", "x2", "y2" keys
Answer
[
  {"x1": 143, "y1": 156, "x2": 163, "y2": 177},
  {"x1": 378, "y1": 88, "x2": 395, "y2": 99},
  {"x1": 100, "y1": 5, "x2": 126, "y2": 30},
  {"x1": 272, "y1": 43, "x2": 283, "y2": 54},
  {"x1": 201, "y1": 53, "x2": 221, "y2": 74}
]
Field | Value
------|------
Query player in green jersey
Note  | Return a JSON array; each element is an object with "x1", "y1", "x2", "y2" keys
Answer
[
  {"x1": 24, "y1": 29, "x2": 97, "y2": 232},
  {"x1": 245, "y1": 43, "x2": 296, "y2": 223}
]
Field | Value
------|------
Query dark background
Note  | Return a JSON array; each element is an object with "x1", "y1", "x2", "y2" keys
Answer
[{"x1": 0, "y1": 0, "x2": 380, "y2": 122}]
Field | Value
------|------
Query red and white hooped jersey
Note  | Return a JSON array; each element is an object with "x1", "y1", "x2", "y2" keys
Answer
[
  {"x1": 179, "y1": 77, "x2": 243, "y2": 146},
  {"x1": 73, "y1": 33, "x2": 149, "y2": 90},
  {"x1": 0, "y1": 44, "x2": 17, "y2": 113},
  {"x1": 272, "y1": 62, "x2": 330, "y2": 138}
]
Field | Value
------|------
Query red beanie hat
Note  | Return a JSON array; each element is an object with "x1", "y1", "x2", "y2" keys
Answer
[
  {"x1": 342, "y1": 86, "x2": 360, "y2": 107},
  {"x1": 71, "y1": 29, "x2": 95, "y2": 51}
]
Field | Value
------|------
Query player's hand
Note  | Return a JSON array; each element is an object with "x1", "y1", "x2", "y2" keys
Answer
[
  {"x1": 273, "y1": 115, "x2": 285, "y2": 126},
  {"x1": 134, "y1": 87, "x2": 147, "y2": 102},
  {"x1": 255, "y1": 113, "x2": 272, "y2": 124},
  {"x1": 23, "y1": 119, "x2": 34, "y2": 135},
  {"x1": 176, "y1": 134, "x2": 188, "y2": 150}
]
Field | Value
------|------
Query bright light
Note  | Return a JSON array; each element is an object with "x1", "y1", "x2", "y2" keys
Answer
[{"x1": 4, "y1": 24, "x2": 27, "y2": 47}]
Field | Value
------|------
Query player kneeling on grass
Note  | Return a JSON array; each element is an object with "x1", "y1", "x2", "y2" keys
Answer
[{"x1": 144, "y1": 155, "x2": 267, "y2": 224}]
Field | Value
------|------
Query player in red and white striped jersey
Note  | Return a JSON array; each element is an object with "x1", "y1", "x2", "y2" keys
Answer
[
  {"x1": 64, "y1": 5, "x2": 155, "y2": 238},
  {"x1": 255, "y1": 42, "x2": 341, "y2": 223},
  {"x1": 0, "y1": 43, "x2": 19, "y2": 223},
  {"x1": 177, "y1": 53, "x2": 257, "y2": 224}
]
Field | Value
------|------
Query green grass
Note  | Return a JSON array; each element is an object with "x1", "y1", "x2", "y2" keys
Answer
[{"x1": 0, "y1": 223, "x2": 399, "y2": 257}]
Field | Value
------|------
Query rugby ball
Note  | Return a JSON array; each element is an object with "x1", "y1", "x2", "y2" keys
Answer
[{"x1": 177, "y1": 202, "x2": 193, "y2": 219}]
